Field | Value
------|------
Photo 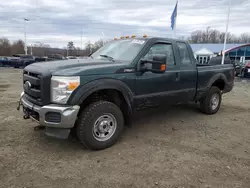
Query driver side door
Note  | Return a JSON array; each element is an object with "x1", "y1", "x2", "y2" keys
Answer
[{"x1": 134, "y1": 41, "x2": 181, "y2": 109}]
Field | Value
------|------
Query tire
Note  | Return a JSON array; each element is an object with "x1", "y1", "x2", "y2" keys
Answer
[
  {"x1": 200, "y1": 86, "x2": 222, "y2": 115},
  {"x1": 76, "y1": 100, "x2": 124, "y2": 150},
  {"x1": 241, "y1": 70, "x2": 245, "y2": 78}
]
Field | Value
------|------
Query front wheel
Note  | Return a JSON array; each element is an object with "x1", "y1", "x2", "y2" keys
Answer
[
  {"x1": 200, "y1": 86, "x2": 222, "y2": 115},
  {"x1": 76, "y1": 100, "x2": 124, "y2": 150}
]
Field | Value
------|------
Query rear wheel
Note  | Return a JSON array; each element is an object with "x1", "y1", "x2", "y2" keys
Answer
[
  {"x1": 200, "y1": 86, "x2": 222, "y2": 115},
  {"x1": 76, "y1": 100, "x2": 124, "y2": 150}
]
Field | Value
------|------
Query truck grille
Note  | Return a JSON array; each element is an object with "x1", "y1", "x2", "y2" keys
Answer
[{"x1": 23, "y1": 66, "x2": 51, "y2": 106}]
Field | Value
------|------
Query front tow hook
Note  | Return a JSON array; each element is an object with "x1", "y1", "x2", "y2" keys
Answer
[
  {"x1": 23, "y1": 114, "x2": 30, "y2": 119},
  {"x1": 17, "y1": 100, "x2": 22, "y2": 111},
  {"x1": 17, "y1": 91, "x2": 24, "y2": 111}
]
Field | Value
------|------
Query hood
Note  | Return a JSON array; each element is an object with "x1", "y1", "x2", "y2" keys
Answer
[{"x1": 28, "y1": 58, "x2": 128, "y2": 76}]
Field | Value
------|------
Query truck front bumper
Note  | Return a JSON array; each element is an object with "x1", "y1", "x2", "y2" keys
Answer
[{"x1": 19, "y1": 92, "x2": 80, "y2": 139}]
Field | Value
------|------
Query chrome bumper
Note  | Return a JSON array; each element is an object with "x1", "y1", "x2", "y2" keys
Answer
[{"x1": 20, "y1": 92, "x2": 80, "y2": 129}]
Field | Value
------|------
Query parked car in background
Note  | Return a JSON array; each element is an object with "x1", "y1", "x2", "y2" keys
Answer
[
  {"x1": 9, "y1": 57, "x2": 21, "y2": 67},
  {"x1": 234, "y1": 60, "x2": 250, "y2": 78},
  {"x1": 241, "y1": 61, "x2": 250, "y2": 78},
  {"x1": 47, "y1": 54, "x2": 66, "y2": 61},
  {"x1": 35, "y1": 57, "x2": 49, "y2": 62},
  {"x1": 66, "y1": 56, "x2": 77, "y2": 59},
  {"x1": 11, "y1": 54, "x2": 36, "y2": 68},
  {"x1": 0, "y1": 57, "x2": 10, "y2": 67},
  {"x1": 234, "y1": 60, "x2": 242, "y2": 76}
]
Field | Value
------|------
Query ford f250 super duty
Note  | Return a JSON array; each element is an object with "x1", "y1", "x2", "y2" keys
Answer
[{"x1": 17, "y1": 36, "x2": 234, "y2": 150}]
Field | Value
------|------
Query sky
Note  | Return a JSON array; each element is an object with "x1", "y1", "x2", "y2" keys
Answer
[{"x1": 0, "y1": 0, "x2": 249, "y2": 48}]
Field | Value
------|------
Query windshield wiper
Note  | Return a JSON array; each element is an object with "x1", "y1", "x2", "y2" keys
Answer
[{"x1": 100, "y1": 54, "x2": 115, "y2": 62}]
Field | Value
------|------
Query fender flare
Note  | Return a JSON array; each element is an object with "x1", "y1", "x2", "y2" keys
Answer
[
  {"x1": 196, "y1": 73, "x2": 228, "y2": 101},
  {"x1": 68, "y1": 78, "x2": 134, "y2": 111},
  {"x1": 207, "y1": 73, "x2": 227, "y2": 89}
]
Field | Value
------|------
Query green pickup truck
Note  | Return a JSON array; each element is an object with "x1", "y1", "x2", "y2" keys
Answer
[{"x1": 18, "y1": 36, "x2": 234, "y2": 150}]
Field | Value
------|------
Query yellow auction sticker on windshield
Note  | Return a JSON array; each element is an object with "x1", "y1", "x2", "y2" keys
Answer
[{"x1": 132, "y1": 39, "x2": 145, "y2": 45}]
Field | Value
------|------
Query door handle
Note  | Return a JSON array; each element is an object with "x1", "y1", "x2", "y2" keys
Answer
[{"x1": 175, "y1": 72, "x2": 180, "y2": 81}]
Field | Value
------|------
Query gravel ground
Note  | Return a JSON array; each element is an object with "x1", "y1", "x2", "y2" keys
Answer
[{"x1": 0, "y1": 68, "x2": 250, "y2": 188}]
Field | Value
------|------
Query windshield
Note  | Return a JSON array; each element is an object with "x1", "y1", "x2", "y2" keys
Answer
[{"x1": 91, "y1": 39, "x2": 146, "y2": 62}]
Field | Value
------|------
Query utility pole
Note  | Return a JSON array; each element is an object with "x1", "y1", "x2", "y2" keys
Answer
[
  {"x1": 81, "y1": 29, "x2": 83, "y2": 56},
  {"x1": 23, "y1": 18, "x2": 29, "y2": 55},
  {"x1": 221, "y1": 0, "x2": 231, "y2": 64},
  {"x1": 30, "y1": 44, "x2": 33, "y2": 55},
  {"x1": 101, "y1": 32, "x2": 106, "y2": 43}
]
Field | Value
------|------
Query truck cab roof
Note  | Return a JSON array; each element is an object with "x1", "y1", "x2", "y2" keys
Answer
[{"x1": 115, "y1": 36, "x2": 187, "y2": 43}]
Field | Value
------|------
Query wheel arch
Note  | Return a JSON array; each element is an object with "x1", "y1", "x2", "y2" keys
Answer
[
  {"x1": 68, "y1": 79, "x2": 134, "y2": 125},
  {"x1": 207, "y1": 73, "x2": 227, "y2": 91}
]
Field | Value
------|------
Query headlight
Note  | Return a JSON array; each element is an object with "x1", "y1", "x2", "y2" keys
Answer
[{"x1": 51, "y1": 76, "x2": 80, "y2": 104}]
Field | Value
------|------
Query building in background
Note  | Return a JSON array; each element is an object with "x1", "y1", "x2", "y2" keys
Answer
[
  {"x1": 224, "y1": 43, "x2": 250, "y2": 62},
  {"x1": 193, "y1": 47, "x2": 215, "y2": 64},
  {"x1": 225, "y1": 44, "x2": 250, "y2": 77},
  {"x1": 190, "y1": 43, "x2": 248, "y2": 64}
]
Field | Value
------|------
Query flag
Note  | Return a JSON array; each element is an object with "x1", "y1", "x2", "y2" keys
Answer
[{"x1": 170, "y1": 1, "x2": 178, "y2": 30}]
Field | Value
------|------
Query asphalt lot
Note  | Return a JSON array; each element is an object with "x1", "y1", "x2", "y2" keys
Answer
[{"x1": 0, "y1": 68, "x2": 250, "y2": 188}]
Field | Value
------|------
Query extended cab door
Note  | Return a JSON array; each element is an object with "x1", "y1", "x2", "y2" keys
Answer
[
  {"x1": 174, "y1": 41, "x2": 197, "y2": 102},
  {"x1": 134, "y1": 40, "x2": 182, "y2": 108}
]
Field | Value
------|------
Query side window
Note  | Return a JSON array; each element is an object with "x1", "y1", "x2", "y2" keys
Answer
[
  {"x1": 143, "y1": 43, "x2": 175, "y2": 65},
  {"x1": 176, "y1": 42, "x2": 192, "y2": 64}
]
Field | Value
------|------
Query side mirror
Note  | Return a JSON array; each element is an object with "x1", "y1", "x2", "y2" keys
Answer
[{"x1": 140, "y1": 54, "x2": 166, "y2": 73}]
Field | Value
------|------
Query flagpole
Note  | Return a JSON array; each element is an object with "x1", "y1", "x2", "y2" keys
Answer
[
  {"x1": 24, "y1": 18, "x2": 28, "y2": 55},
  {"x1": 221, "y1": 0, "x2": 231, "y2": 65}
]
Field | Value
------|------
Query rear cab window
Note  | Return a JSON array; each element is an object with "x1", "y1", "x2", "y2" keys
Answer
[{"x1": 176, "y1": 42, "x2": 192, "y2": 65}]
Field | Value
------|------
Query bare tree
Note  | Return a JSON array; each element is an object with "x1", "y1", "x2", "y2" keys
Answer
[
  {"x1": 190, "y1": 30, "x2": 201, "y2": 43},
  {"x1": 209, "y1": 29, "x2": 220, "y2": 43},
  {"x1": 188, "y1": 27, "x2": 250, "y2": 44},
  {"x1": 1, "y1": 29, "x2": 249, "y2": 58},
  {"x1": 240, "y1": 33, "x2": 250, "y2": 43},
  {"x1": 11, "y1": 40, "x2": 25, "y2": 55},
  {"x1": 0, "y1": 38, "x2": 11, "y2": 56}
]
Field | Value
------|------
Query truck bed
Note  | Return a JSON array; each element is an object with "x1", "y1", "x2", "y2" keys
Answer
[{"x1": 196, "y1": 64, "x2": 234, "y2": 100}]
